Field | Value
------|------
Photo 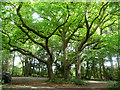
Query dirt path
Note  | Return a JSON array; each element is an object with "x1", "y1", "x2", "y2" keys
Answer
[{"x1": 2, "y1": 77, "x2": 115, "y2": 89}]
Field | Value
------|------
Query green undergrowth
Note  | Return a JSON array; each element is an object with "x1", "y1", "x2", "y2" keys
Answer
[
  {"x1": 74, "y1": 79, "x2": 88, "y2": 85},
  {"x1": 46, "y1": 78, "x2": 88, "y2": 86},
  {"x1": 106, "y1": 81, "x2": 120, "y2": 89}
]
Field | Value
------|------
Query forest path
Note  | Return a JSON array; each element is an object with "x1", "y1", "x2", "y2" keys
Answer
[
  {"x1": 2, "y1": 77, "x2": 116, "y2": 89},
  {"x1": 12, "y1": 77, "x2": 116, "y2": 84}
]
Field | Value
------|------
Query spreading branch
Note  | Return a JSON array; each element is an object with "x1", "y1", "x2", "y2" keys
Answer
[
  {"x1": 101, "y1": 20, "x2": 117, "y2": 31},
  {"x1": 78, "y1": 3, "x2": 92, "y2": 52},
  {"x1": 16, "y1": 2, "x2": 47, "y2": 39},
  {"x1": 14, "y1": 22, "x2": 46, "y2": 49},
  {"x1": 89, "y1": 3, "x2": 109, "y2": 37},
  {"x1": 69, "y1": 55, "x2": 86, "y2": 67},
  {"x1": 66, "y1": 20, "x2": 83, "y2": 44},
  {"x1": 78, "y1": 3, "x2": 108, "y2": 52},
  {"x1": 48, "y1": 4, "x2": 71, "y2": 38},
  {"x1": 0, "y1": 30, "x2": 47, "y2": 64},
  {"x1": 16, "y1": 38, "x2": 29, "y2": 44},
  {"x1": 48, "y1": 13, "x2": 70, "y2": 38},
  {"x1": 6, "y1": 2, "x2": 16, "y2": 8},
  {"x1": 71, "y1": 38, "x2": 81, "y2": 41},
  {"x1": 80, "y1": 39, "x2": 100, "y2": 51},
  {"x1": 92, "y1": 43, "x2": 107, "y2": 50},
  {"x1": 85, "y1": 3, "x2": 90, "y2": 30},
  {"x1": 89, "y1": 2, "x2": 109, "y2": 30},
  {"x1": 11, "y1": 48, "x2": 47, "y2": 64}
]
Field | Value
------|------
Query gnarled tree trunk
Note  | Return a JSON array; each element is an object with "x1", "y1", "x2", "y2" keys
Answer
[{"x1": 47, "y1": 62, "x2": 54, "y2": 80}]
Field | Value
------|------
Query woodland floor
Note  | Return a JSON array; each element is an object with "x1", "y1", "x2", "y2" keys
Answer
[{"x1": 2, "y1": 77, "x2": 116, "y2": 89}]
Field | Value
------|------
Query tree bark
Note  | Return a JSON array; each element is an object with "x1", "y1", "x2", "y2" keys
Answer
[
  {"x1": 117, "y1": 54, "x2": 120, "y2": 81},
  {"x1": 102, "y1": 58, "x2": 107, "y2": 80},
  {"x1": 21, "y1": 61, "x2": 24, "y2": 76},
  {"x1": 92, "y1": 60, "x2": 96, "y2": 79},
  {"x1": 47, "y1": 63, "x2": 54, "y2": 80},
  {"x1": 99, "y1": 63, "x2": 103, "y2": 80},
  {"x1": 24, "y1": 55, "x2": 29, "y2": 77},
  {"x1": 76, "y1": 60, "x2": 82, "y2": 80},
  {"x1": 85, "y1": 60, "x2": 90, "y2": 79},
  {"x1": 108, "y1": 54, "x2": 114, "y2": 80},
  {"x1": 96, "y1": 67, "x2": 99, "y2": 79},
  {"x1": 12, "y1": 52, "x2": 15, "y2": 76},
  {"x1": 62, "y1": 35, "x2": 69, "y2": 79},
  {"x1": 63, "y1": 46, "x2": 68, "y2": 79},
  {"x1": 81, "y1": 65, "x2": 84, "y2": 79}
]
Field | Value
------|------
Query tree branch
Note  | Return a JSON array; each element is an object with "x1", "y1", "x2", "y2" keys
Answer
[
  {"x1": 89, "y1": 21, "x2": 101, "y2": 37},
  {"x1": 16, "y1": 2, "x2": 47, "y2": 39},
  {"x1": 45, "y1": 38, "x2": 54, "y2": 63},
  {"x1": 100, "y1": 14, "x2": 109, "y2": 25},
  {"x1": 71, "y1": 38, "x2": 81, "y2": 41},
  {"x1": 1, "y1": 30, "x2": 47, "y2": 64},
  {"x1": 16, "y1": 38, "x2": 29, "y2": 44},
  {"x1": 65, "y1": 14, "x2": 80, "y2": 28},
  {"x1": 47, "y1": 4, "x2": 71, "y2": 38},
  {"x1": 16, "y1": 3, "x2": 55, "y2": 63},
  {"x1": 101, "y1": 20, "x2": 117, "y2": 31},
  {"x1": 66, "y1": 20, "x2": 83, "y2": 44},
  {"x1": 69, "y1": 55, "x2": 86, "y2": 67},
  {"x1": 47, "y1": 13, "x2": 70, "y2": 38},
  {"x1": 11, "y1": 48, "x2": 47, "y2": 64},
  {"x1": 92, "y1": 44, "x2": 107, "y2": 50},
  {"x1": 85, "y1": 3, "x2": 90, "y2": 30},
  {"x1": 80, "y1": 39, "x2": 100, "y2": 51},
  {"x1": 6, "y1": 2, "x2": 16, "y2": 8},
  {"x1": 77, "y1": 2, "x2": 109, "y2": 53},
  {"x1": 14, "y1": 22, "x2": 46, "y2": 49},
  {"x1": 89, "y1": 2, "x2": 109, "y2": 30},
  {"x1": 39, "y1": 16, "x2": 50, "y2": 21}
]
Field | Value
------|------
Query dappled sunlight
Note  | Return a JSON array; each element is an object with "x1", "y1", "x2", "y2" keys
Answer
[{"x1": 85, "y1": 81, "x2": 111, "y2": 84}]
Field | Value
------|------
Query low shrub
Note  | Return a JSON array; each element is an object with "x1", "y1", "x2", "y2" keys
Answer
[
  {"x1": 51, "y1": 78, "x2": 64, "y2": 84},
  {"x1": 74, "y1": 79, "x2": 88, "y2": 86},
  {"x1": 49, "y1": 78, "x2": 88, "y2": 86},
  {"x1": 107, "y1": 81, "x2": 120, "y2": 88},
  {"x1": 32, "y1": 74, "x2": 38, "y2": 77},
  {"x1": 64, "y1": 78, "x2": 74, "y2": 84}
]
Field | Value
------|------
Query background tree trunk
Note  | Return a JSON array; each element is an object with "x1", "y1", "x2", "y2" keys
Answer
[
  {"x1": 108, "y1": 54, "x2": 114, "y2": 80},
  {"x1": 99, "y1": 63, "x2": 103, "y2": 80},
  {"x1": 85, "y1": 60, "x2": 90, "y2": 79},
  {"x1": 24, "y1": 55, "x2": 29, "y2": 77},
  {"x1": 92, "y1": 59, "x2": 96, "y2": 79},
  {"x1": 76, "y1": 60, "x2": 82, "y2": 80},
  {"x1": 12, "y1": 52, "x2": 15, "y2": 76},
  {"x1": 102, "y1": 58, "x2": 107, "y2": 80}
]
